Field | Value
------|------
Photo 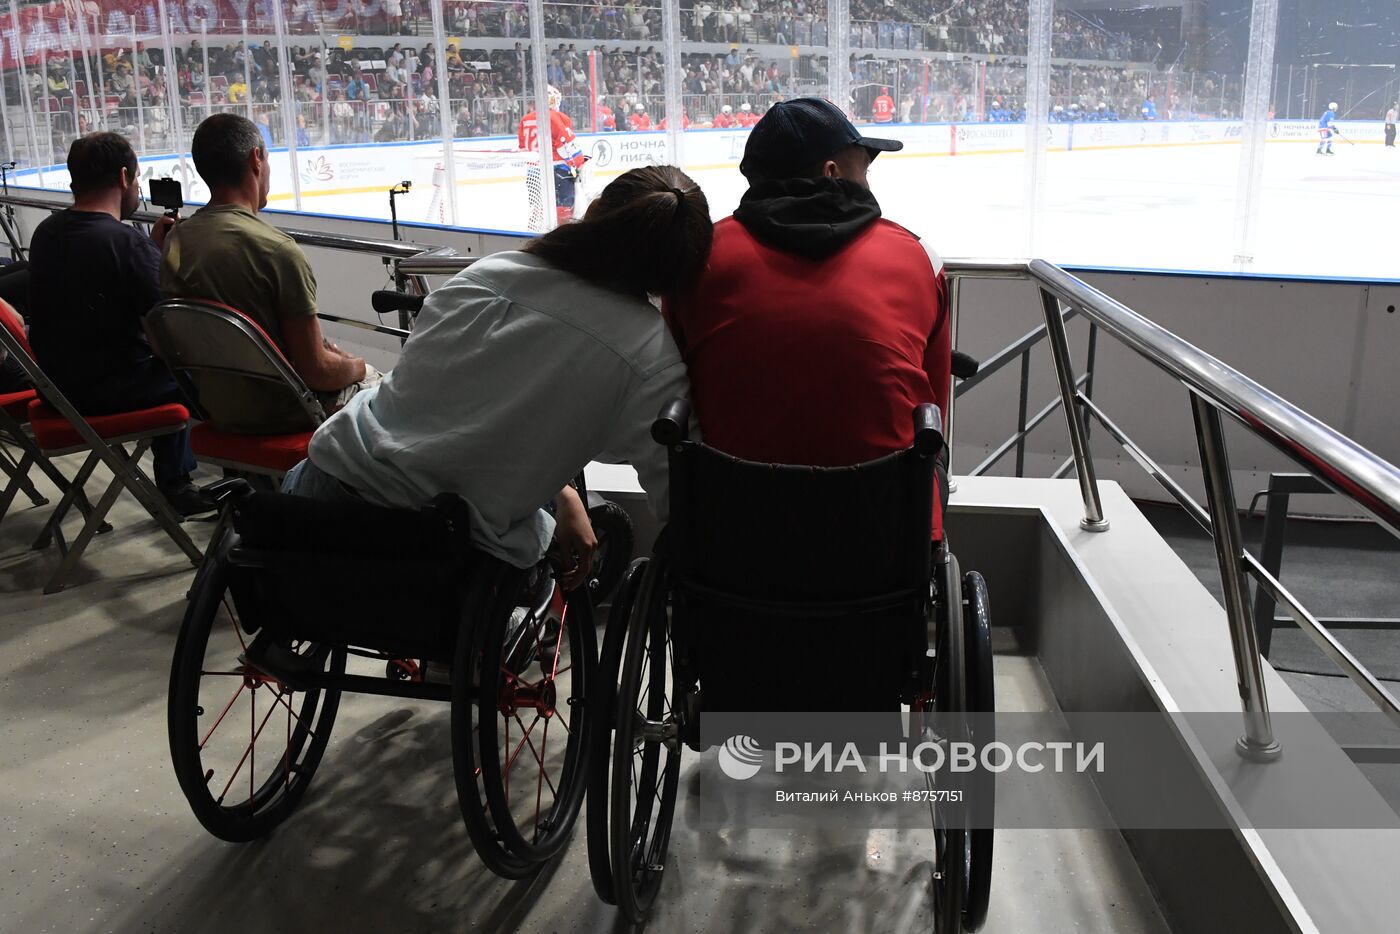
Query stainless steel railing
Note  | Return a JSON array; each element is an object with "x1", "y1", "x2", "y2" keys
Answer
[{"x1": 943, "y1": 258, "x2": 1400, "y2": 761}]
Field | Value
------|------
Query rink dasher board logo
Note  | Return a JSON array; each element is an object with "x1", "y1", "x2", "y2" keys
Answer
[{"x1": 591, "y1": 137, "x2": 668, "y2": 168}]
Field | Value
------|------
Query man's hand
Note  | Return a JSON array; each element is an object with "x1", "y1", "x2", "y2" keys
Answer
[
  {"x1": 151, "y1": 215, "x2": 176, "y2": 250},
  {"x1": 551, "y1": 485, "x2": 597, "y2": 592}
]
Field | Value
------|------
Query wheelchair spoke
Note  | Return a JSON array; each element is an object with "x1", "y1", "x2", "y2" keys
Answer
[
  {"x1": 268, "y1": 685, "x2": 318, "y2": 739},
  {"x1": 222, "y1": 599, "x2": 246, "y2": 653},
  {"x1": 513, "y1": 712, "x2": 559, "y2": 795},
  {"x1": 533, "y1": 716, "x2": 551, "y2": 841},
  {"x1": 198, "y1": 683, "x2": 247, "y2": 750},
  {"x1": 214, "y1": 685, "x2": 289, "y2": 806}
]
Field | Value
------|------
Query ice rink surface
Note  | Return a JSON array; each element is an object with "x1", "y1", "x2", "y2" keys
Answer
[{"x1": 281, "y1": 140, "x2": 1400, "y2": 281}]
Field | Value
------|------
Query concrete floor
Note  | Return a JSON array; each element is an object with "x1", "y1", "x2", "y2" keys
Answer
[{"x1": 0, "y1": 457, "x2": 1173, "y2": 934}]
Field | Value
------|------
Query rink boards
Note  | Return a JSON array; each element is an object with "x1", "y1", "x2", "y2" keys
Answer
[{"x1": 11, "y1": 118, "x2": 1397, "y2": 278}]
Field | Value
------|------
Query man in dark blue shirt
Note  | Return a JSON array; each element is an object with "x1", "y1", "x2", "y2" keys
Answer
[{"x1": 28, "y1": 132, "x2": 210, "y2": 515}]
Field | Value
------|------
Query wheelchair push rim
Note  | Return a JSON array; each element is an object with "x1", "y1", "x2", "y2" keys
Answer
[
  {"x1": 609, "y1": 558, "x2": 682, "y2": 923},
  {"x1": 456, "y1": 561, "x2": 594, "y2": 874},
  {"x1": 929, "y1": 552, "x2": 968, "y2": 934},
  {"x1": 587, "y1": 558, "x2": 650, "y2": 906},
  {"x1": 962, "y1": 570, "x2": 995, "y2": 934},
  {"x1": 167, "y1": 536, "x2": 345, "y2": 843}
]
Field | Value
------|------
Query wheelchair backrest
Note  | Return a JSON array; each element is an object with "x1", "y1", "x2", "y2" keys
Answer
[
  {"x1": 664, "y1": 428, "x2": 937, "y2": 607},
  {"x1": 226, "y1": 490, "x2": 480, "y2": 661},
  {"x1": 145, "y1": 299, "x2": 325, "y2": 435},
  {"x1": 654, "y1": 401, "x2": 942, "y2": 712}
]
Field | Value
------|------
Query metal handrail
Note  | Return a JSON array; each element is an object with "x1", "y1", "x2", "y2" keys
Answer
[
  {"x1": 1028, "y1": 258, "x2": 1400, "y2": 537},
  {"x1": 0, "y1": 190, "x2": 430, "y2": 260},
  {"x1": 944, "y1": 258, "x2": 1400, "y2": 758}
]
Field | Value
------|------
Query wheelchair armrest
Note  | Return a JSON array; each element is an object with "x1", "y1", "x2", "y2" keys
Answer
[
  {"x1": 371, "y1": 290, "x2": 426, "y2": 317},
  {"x1": 651, "y1": 398, "x2": 692, "y2": 446},
  {"x1": 913, "y1": 404, "x2": 944, "y2": 457}
]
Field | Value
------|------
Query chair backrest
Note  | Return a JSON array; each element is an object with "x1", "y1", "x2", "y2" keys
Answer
[
  {"x1": 145, "y1": 299, "x2": 325, "y2": 435},
  {"x1": 227, "y1": 490, "x2": 480, "y2": 661},
  {"x1": 655, "y1": 400, "x2": 943, "y2": 712},
  {"x1": 0, "y1": 300, "x2": 32, "y2": 358}
]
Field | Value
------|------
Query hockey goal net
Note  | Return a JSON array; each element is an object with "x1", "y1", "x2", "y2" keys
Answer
[{"x1": 420, "y1": 148, "x2": 593, "y2": 232}]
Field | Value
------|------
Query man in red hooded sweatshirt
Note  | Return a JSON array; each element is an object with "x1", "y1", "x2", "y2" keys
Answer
[{"x1": 666, "y1": 97, "x2": 951, "y2": 539}]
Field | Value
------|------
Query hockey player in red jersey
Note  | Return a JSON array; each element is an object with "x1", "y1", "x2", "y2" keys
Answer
[
  {"x1": 596, "y1": 96, "x2": 616, "y2": 131},
  {"x1": 628, "y1": 104, "x2": 652, "y2": 130},
  {"x1": 518, "y1": 86, "x2": 588, "y2": 225},
  {"x1": 713, "y1": 104, "x2": 737, "y2": 128},
  {"x1": 872, "y1": 86, "x2": 895, "y2": 123},
  {"x1": 736, "y1": 102, "x2": 759, "y2": 127},
  {"x1": 658, "y1": 109, "x2": 690, "y2": 130}
]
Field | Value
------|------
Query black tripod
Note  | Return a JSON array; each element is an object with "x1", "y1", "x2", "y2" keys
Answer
[{"x1": 0, "y1": 162, "x2": 26, "y2": 262}]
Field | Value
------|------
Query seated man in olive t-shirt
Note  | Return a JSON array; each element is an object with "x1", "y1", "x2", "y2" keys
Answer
[{"x1": 160, "y1": 113, "x2": 374, "y2": 432}]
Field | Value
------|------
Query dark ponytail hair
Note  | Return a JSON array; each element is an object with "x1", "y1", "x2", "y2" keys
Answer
[{"x1": 523, "y1": 165, "x2": 713, "y2": 298}]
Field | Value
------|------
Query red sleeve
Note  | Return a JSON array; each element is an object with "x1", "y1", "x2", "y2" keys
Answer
[{"x1": 922, "y1": 268, "x2": 951, "y2": 423}]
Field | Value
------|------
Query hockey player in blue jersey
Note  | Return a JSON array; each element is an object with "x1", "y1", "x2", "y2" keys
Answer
[
  {"x1": 1141, "y1": 95, "x2": 1158, "y2": 121},
  {"x1": 1317, "y1": 102, "x2": 1338, "y2": 155}
]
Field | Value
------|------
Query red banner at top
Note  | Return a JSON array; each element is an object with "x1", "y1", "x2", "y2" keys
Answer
[{"x1": 1, "y1": 0, "x2": 395, "y2": 70}]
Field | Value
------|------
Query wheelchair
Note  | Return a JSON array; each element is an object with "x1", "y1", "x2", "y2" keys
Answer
[
  {"x1": 166, "y1": 472, "x2": 631, "y2": 878},
  {"x1": 585, "y1": 401, "x2": 995, "y2": 932}
]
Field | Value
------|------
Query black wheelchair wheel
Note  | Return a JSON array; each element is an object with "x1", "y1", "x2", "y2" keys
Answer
[
  {"x1": 452, "y1": 565, "x2": 537, "y2": 880},
  {"x1": 168, "y1": 535, "x2": 345, "y2": 843},
  {"x1": 609, "y1": 558, "x2": 682, "y2": 924},
  {"x1": 587, "y1": 558, "x2": 648, "y2": 905},
  {"x1": 961, "y1": 571, "x2": 995, "y2": 933},
  {"x1": 588, "y1": 499, "x2": 635, "y2": 607},
  {"x1": 930, "y1": 553, "x2": 967, "y2": 934},
  {"x1": 459, "y1": 561, "x2": 595, "y2": 873}
]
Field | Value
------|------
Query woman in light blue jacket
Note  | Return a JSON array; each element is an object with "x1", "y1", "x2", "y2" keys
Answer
[{"x1": 285, "y1": 165, "x2": 713, "y2": 589}]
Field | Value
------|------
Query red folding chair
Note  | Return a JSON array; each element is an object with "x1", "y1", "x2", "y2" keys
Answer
[
  {"x1": 0, "y1": 301, "x2": 110, "y2": 535},
  {"x1": 0, "y1": 303, "x2": 201, "y2": 593},
  {"x1": 145, "y1": 299, "x2": 326, "y2": 595},
  {"x1": 144, "y1": 298, "x2": 325, "y2": 481}
]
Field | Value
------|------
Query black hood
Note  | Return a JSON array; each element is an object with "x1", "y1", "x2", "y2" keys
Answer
[{"x1": 733, "y1": 177, "x2": 882, "y2": 260}]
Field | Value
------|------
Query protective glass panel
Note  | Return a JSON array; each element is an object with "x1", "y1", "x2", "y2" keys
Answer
[{"x1": 1038, "y1": 3, "x2": 1245, "y2": 271}]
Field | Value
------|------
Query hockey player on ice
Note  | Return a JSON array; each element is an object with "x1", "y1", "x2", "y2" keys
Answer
[
  {"x1": 518, "y1": 85, "x2": 589, "y2": 224},
  {"x1": 1317, "y1": 102, "x2": 1338, "y2": 155}
]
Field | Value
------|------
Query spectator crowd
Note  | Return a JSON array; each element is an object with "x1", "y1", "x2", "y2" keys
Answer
[{"x1": 4, "y1": 0, "x2": 1217, "y2": 160}]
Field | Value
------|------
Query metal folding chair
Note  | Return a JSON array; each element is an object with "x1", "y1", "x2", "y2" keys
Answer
[
  {"x1": 146, "y1": 298, "x2": 327, "y2": 595},
  {"x1": 0, "y1": 304, "x2": 201, "y2": 593},
  {"x1": 0, "y1": 301, "x2": 110, "y2": 537}
]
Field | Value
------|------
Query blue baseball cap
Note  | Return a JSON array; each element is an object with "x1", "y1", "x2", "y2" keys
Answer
[{"x1": 739, "y1": 97, "x2": 902, "y2": 181}]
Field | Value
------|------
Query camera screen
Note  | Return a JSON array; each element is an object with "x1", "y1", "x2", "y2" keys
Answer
[{"x1": 148, "y1": 177, "x2": 183, "y2": 210}]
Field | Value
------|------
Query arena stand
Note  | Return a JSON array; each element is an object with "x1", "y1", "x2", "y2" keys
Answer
[{"x1": 0, "y1": 0, "x2": 1222, "y2": 162}]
